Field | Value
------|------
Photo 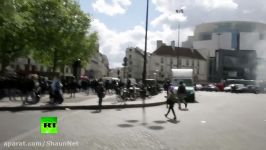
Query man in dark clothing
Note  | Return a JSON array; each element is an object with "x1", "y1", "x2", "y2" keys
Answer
[
  {"x1": 177, "y1": 81, "x2": 187, "y2": 109},
  {"x1": 96, "y1": 82, "x2": 105, "y2": 108},
  {"x1": 126, "y1": 79, "x2": 131, "y2": 89}
]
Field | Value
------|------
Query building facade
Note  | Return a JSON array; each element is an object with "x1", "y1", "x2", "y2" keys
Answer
[
  {"x1": 126, "y1": 47, "x2": 151, "y2": 81},
  {"x1": 209, "y1": 49, "x2": 257, "y2": 82},
  {"x1": 150, "y1": 41, "x2": 207, "y2": 82},
  {"x1": 183, "y1": 21, "x2": 266, "y2": 59},
  {"x1": 84, "y1": 52, "x2": 109, "y2": 79},
  {"x1": 182, "y1": 21, "x2": 266, "y2": 81}
]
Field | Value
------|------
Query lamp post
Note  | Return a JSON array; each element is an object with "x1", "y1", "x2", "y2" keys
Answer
[
  {"x1": 176, "y1": 9, "x2": 184, "y2": 68},
  {"x1": 142, "y1": 0, "x2": 149, "y2": 86}
]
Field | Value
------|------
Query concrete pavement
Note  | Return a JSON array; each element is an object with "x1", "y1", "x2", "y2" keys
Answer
[
  {"x1": 0, "y1": 92, "x2": 167, "y2": 111},
  {"x1": 0, "y1": 92, "x2": 266, "y2": 150}
]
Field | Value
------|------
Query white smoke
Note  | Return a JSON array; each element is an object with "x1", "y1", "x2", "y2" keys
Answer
[{"x1": 254, "y1": 40, "x2": 266, "y2": 81}]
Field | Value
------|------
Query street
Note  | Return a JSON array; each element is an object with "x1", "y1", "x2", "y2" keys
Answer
[{"x1": 0, "y1": 91, "x2": 266, "y2": 150}]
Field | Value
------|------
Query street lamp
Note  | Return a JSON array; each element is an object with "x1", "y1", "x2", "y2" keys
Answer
[
  {"x1": 176, "y1": 9, "x2": 184, "y2": 68},
  {"x1": 142, "y1": 0, "x2": 149, "y2": 86}
]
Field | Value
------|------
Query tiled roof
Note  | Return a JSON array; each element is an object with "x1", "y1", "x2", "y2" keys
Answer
[{"x1": 153, "y1": 45, "x2": 205, "y2": 60}]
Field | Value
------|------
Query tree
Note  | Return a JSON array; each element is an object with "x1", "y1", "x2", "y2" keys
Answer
[
  {"x1": 28, "y1": 0, "x2": 97, "y2": 73},
  {"x1": 0, "y1": 0, "x2": 31, "y2": 72},
  {"x1": 0, "y1": 0, "x2": 98, "y2": 74}
]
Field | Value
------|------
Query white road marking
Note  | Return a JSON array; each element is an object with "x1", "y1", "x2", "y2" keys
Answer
[{"x1": 201, "y1": 120, "x2": 207, "y2": 124}]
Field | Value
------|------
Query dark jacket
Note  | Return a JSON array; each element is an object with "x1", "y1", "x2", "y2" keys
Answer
[
  {"x1": 177, "y1": 84, "x2": 186, "y2": 94},
  {"x1": 96, "y1": 84, "x2": 105, "y2": 98}
]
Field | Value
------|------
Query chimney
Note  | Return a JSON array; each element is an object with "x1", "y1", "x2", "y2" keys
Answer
[
  {"x1": 171, "y1": 41, "x2": 175, "y2": 50},
  {"x1": 157, "y1": 40, "x2": 163, "y2": 49}
]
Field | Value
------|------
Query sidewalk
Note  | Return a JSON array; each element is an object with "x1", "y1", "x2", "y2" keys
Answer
[{"x1": 0, "y1": 92, "x2": 166, "y2": 111}]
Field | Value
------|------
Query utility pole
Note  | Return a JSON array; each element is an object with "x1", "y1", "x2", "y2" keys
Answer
[
  {"x1": 142, "y1": 0, "x2": 149, "y2": 86},
  {"x1": 176, "y1": 9, "x2": 184, "y2": 68}
]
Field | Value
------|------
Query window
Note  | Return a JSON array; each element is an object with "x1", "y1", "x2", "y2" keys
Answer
[
  {"x1": 170, "y1": 58, "x2": 173, "y2": 65},
  {"x1": 160, "y1": 66, "x2": 163, "y2": 72},
  {"x1": 178, "y1": 58, "x2": 181, "y2": 65},
  {"x1": 129, "y1": 55, "x2": 132, "y2": 59},
  {"x1": 161, "y1": 57, "x2": 164, "y2": 64},
  {"x1": 198, "y1": 32, "x2": 212, "y2": 40},
  {"x1": 186, "y1": 59, "x2": 189, "y2": 66}
]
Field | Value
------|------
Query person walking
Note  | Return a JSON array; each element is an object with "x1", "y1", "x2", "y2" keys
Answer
[
  {"x1": 165, "y1": 86, "x2": 177, "y2": 120},
  {"x1": 96, "y1": 81, "x2": 105, "y2": 108},
  {"x1": 50, "y1": 75, "x2": 64, "y2": 104},
  {"x1": 177, "y1": 81, "x2": 187, "y2": 109}
]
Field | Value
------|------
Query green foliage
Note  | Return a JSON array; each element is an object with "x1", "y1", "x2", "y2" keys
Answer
[
  {"x1": 0, "y1": 0, "x2": 98, "y2": 72},
  {"x1": 0, "y1": 0, "x2": 31, "y2": 70}
]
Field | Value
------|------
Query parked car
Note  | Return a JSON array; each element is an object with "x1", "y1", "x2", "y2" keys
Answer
[
  {"x1": 245, "y1": 85, "x2": 259, "y2": 94},
  {"x1": 233, "y1": 84, "x2": 247, "y2": 93},
  {"x1": 201, "y1": 84, "x2": 218, "y2": 91},
  {"x1": 224, "y1": 84, "x2": 235, "y2": 92},
  {"x1": 230, "y1": 84, "x2": 259, "y2": 93},
  {"x1": 194, "y1": 84, "x2": 203, "y2": 91}
]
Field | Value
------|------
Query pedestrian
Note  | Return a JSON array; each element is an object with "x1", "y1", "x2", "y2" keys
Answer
[
  {"x1": 69, "y1": 78, "x2": 78, "y2": 98},
  {"x1": 96, "y1": 81, "x2": 105, "y2": 108},
  {"x1": 165, "y1": 86, "x2": 177, "y2": 120},
  {"x1": 50, "y1": 75, "x2": 64, "y2": 104},
  {"x1": 177, "y1": 81, "x2": 187, "y2": 109}
]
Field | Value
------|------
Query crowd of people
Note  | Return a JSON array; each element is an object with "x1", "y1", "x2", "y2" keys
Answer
[{"x1": 0, "y1": 74, "x2": 140, "y2": 105}]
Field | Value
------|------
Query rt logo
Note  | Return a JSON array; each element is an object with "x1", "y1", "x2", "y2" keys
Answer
[{"x1": 41, "y1": 117, "x2": 58, "y2": 134}]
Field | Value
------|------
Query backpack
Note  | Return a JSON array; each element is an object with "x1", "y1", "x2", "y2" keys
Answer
[
  {"x1": 178, "y1": 85, "x2": 186, "y2": 94},
  {"x1": 167, "y1": 92, "x2": 176, "y2": 104}
]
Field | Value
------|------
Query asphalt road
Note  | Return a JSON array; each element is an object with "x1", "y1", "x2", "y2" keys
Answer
[{"x1": 0, "y1": 91, "x2": 266, "y2": 150}]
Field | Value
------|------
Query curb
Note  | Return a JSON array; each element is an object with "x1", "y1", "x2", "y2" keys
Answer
[{"x1": 0, "y1": 101, "x2": 166, "y2": 111}]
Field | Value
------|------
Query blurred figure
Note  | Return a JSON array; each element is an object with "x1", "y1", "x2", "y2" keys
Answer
[
  {"x1": 177, "y1": 81, "x2": 187, "y2": 109},
  {"x1": 50, "y1": 75, "x2": 64, "y2": 104},
  {"x1": 96, "y1": 81, "x2": 105, "y2": 108},
  {"x1": 165, "y1": 86, "x2": 177, "y2": 120},
  {"x1": 69, "y1": 78, "x2": 78, "y2": 98}
]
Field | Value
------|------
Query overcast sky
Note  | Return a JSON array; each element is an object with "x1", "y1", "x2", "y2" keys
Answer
[{"x1": 78, "y1": 0, "x2": 266, "y2": 68}]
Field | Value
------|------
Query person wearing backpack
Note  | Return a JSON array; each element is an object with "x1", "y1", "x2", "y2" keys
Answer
[
  {"x1": 177, "y1": 81, "x2": 187, "y2": 109},
  {"x1": 165, "y1": 86, "x2": 177, "y2": 120}
]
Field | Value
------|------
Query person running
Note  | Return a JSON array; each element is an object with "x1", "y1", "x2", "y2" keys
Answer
[
  {"x1": 96, "y1": 81, "x2": 105, "y2": 108},
  {"x1": 177, "y1": 81, "x2": 187, "y2": 109},
  {"x1": 165, "y1": 86, "x2": 177, "y2": 120}
]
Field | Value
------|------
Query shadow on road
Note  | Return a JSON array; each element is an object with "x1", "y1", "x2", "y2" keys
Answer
[
  {"x1": 91, "y1": 110, "x2": 101, "y2": 113},
  {"x1": 148, "y1": 125, "x2": 164, "y2": 130},
  {"x1": 126, "y1": 120, "x2": 139, "y2": 123},
  {"x1": 179, "y1": 108, "x2": 189, "y2": 111},
  {"x1": 118, "y1": 124, "x2": 134, "y2": 128},
  {"x1": 154, "y1": 120, "x2": 167, "y2": 124},
  {"x1": 167, "y1": 119, "x2": 180, "y2": 124}
]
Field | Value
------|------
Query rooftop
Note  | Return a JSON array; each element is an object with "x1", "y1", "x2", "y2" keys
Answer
[{"x1": 153, "y1": 45, "x2": 205, "y2": 60}]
